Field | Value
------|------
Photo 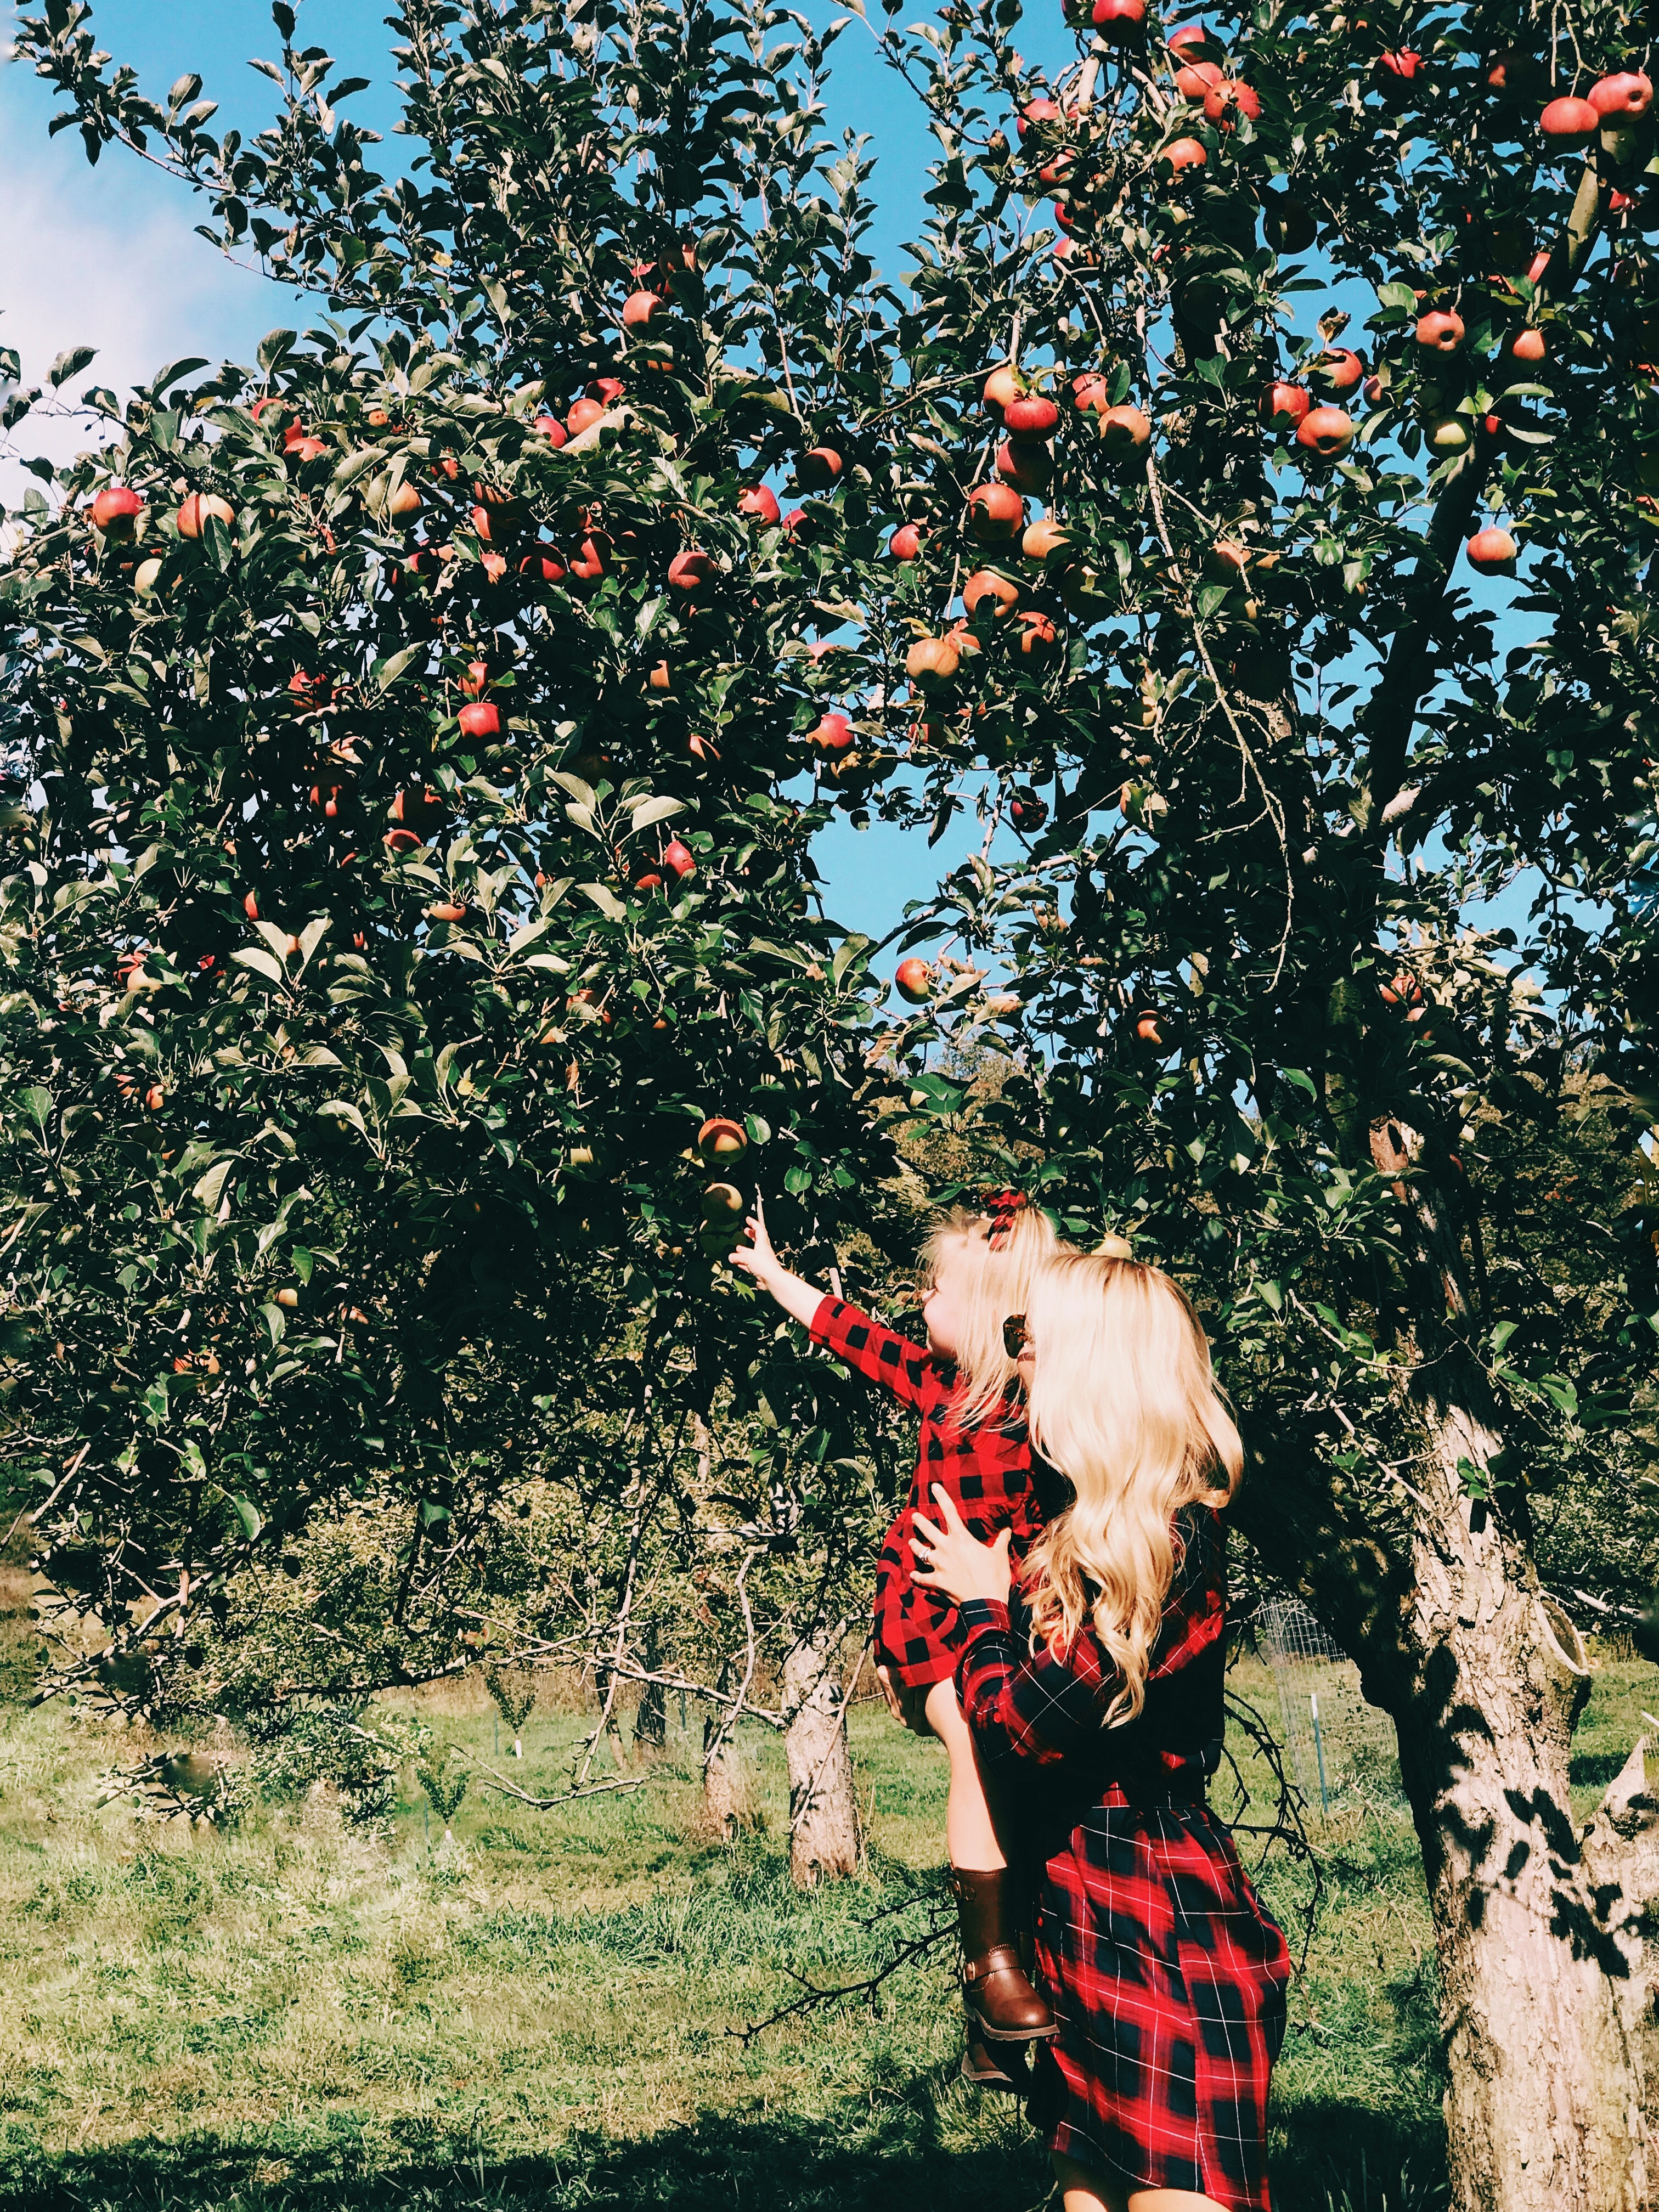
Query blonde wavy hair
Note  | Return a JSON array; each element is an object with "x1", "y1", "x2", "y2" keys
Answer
[
  {"x1": 918, "y1": 1201, "x2": 1057, "y2": 1429},
  {"x1": 1020, "y1": 1246, "x2": 1242, "y2": 1725}
]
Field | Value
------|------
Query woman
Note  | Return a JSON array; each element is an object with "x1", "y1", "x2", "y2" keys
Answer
[{"x1": 911, "y1": 1245, "x2": 1289, "y2": 2212}]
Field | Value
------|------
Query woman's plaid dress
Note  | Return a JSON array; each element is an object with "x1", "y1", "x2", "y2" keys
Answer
[
  {"x1": 957, "y1": 1504, "x2": 1289, "y2": 2211},
  {"x1": 809, "y1": 1296, "x2": 1048, "y2": 1689}
]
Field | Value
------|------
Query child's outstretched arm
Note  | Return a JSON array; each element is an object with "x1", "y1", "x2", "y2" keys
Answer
[
  {"x1": 731, "y1": 1199, "x2": 936, "y2": 1411},
  {"x1": 728, "y1": 1194, "x2": 827, "y2": 1329}
]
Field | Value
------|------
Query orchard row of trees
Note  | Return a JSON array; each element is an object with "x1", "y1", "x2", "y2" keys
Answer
[{"x1": 3, "y1": 0, "x2": 1659, "y2": 2205}]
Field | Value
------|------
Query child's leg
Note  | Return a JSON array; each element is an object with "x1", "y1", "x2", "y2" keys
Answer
[
  {"x1": 1053, "y1": 2158, "x2": 1223, "y2": 2212},
  {"x1": 923, "y1": 1677, "x2": 1003, "y2": 1870},
  {"x1": 925, "y1": 1678, "x2": 1053, "y2": 2068}
]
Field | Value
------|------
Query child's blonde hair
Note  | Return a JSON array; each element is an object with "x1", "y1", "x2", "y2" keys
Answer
[
  {"x1": 1019, "y1": 1246, "x2": 1242, "y2": 1724},
  {"x1": 919, "y1": 1197, "x2": 1057, "y2": 1428}
]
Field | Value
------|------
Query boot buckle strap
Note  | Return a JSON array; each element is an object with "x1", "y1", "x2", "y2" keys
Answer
[{"x1": 963, "y1": 1943, "x2": 1026, "y2": 1984}]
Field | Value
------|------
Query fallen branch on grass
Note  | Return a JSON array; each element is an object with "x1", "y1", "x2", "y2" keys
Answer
[
  {"x1": 730, "y1": 1875, "x2": 956, "y2": 2042},
  {"x1": 478, "y1": 1761, "x2": 646, "y2": 1807}
]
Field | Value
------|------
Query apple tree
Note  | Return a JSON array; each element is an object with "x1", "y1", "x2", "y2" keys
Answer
[
  {"x1": 12, "y1": 0, "x2": 1659, "y2": 2198},
  {"x1": 0, "y1": 0, "x2": 917, "y2": 1841}
]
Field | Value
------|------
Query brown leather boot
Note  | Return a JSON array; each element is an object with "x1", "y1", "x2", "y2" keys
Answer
[
  {"x1": 952, "y1": 1867, "x2": 1056, "y2": 2046},
  {"x1": 961, "y1": 2021, "x2": 1031, "y2": 2094}
]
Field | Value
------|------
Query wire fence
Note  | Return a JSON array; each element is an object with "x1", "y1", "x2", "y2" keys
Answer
[{"x1": 1249, "y1": 1596, "x2": 1403, "y2": 1818}]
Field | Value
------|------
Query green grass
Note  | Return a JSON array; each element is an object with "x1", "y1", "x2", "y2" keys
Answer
[{"x1": 0, "y1": 1658, "x2": 1653, "y2": 2212}]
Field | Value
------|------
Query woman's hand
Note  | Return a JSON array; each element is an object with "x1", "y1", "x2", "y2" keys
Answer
[
  {"x1": 909, "y1": 1485, "x2": 1014, "y2": 1607},
  {"x1": 874, "y1": 1663, "x2": 934, "y2": 1738}
]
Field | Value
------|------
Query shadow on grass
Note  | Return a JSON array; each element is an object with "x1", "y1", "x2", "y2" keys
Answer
[{"x1": 1, "y1": 2091, "x2": 1443, "y2": 2212}]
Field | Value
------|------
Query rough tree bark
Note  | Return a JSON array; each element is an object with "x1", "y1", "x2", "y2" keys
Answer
[
  {"x1": 1235, "y1": 1120, "x2": 1657, "y2": 2211},
  {"x1": 783, "y1": 1623, "x2": 860, "y2": 1886},
  {"x1": 702, "y1": 1661, "x2": 757, "y2": 1840}
]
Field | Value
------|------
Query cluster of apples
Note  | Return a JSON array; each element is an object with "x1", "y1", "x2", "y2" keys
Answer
[{"x1": 695, "y1": 1116, "x2": 751, "y2": 1258}]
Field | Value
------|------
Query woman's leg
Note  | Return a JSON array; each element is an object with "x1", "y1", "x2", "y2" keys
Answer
[
  {"x1": 923, "y1": 1676, "x2": 1002, "y2": 1869},
  {"x1": 1052, "y1": 2153, "x2": 1225, "y2": 2212}
]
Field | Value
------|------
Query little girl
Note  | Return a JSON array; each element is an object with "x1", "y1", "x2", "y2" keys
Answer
[
  {"x1": 911, "y1": 1245, "x2": 1290, "y2": 2212},
  {"x1": 732, "y1": 1189, "x2": 1059, "y2": 2087}
]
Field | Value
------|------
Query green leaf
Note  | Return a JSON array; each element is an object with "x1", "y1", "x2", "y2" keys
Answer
[
  {"x1": 232, "y1": 1494, "x2": 263, "y2": 1542},
  {"x1": 48, "y1": 346, "x2": 97, "y2": 390},
  {"x1": 318, "y1": 1099, "x2": 369, "y2": 1138},
  {"x1": 579, "y1": 883, "x2": 627, "y2": 921},
  {"x1": 233, "y1": 948, "x2": 286, "y2": 984},
  {"x1": 629, "y1": 795, "x2": 685, "y2": 834}
]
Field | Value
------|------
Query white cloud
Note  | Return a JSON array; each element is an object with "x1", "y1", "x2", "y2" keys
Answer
[{"x1": 0, "y1": 73, "x2": 296, "y2": 501}]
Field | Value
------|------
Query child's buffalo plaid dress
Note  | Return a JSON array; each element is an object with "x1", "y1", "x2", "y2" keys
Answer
[
  {"x1": 809, "y1": 1296, "x2": 1047, "y2": 1689},
  {"x1": 956, "y1": 1504, "x2": 1289, "y2": 2211}
]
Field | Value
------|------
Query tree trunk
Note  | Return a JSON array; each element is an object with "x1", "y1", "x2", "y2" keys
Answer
[
  {"x1": 783, "y1": 1625, "x2": 859, "y2": 1886},
  {"x1": 703, "y1": 1662, "x2": 757, "y2": 1840},
  {"x1": 634, "y1": 1623, "x2": 666, "y2": 1751},
  {"x1": 1391, "y1": 1389, "x2": 1650, "y2": 2212}
]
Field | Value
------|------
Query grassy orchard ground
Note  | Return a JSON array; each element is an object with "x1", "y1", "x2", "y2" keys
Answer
[{"x1": 0, "y1": 1641, "x2": 1656, "y2": 2212}]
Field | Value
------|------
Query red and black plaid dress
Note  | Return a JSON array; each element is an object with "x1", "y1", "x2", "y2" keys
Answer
[
  {"x1": 809, "y1": 1296, "x2": 1047, "y2": 1689},
  {"x1": 956, "y1": 1504, "x2": 1289, "y2": 2212}
]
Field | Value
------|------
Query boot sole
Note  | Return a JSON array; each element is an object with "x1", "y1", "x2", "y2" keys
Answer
[
  {"x1": 960, "y1": 2053, "x2": 1028, "y2": 2094},
  {"x1": 962, "y1": 2000, "x2": 1059, "y2": 2046}
]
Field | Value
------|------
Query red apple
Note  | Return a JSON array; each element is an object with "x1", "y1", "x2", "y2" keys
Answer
[
  {"x1": 1018, "y1": 99, "x2": 1060, "y2": 136},
  {"x1": 1415, "y1": 308, "x2": 1465, "y2": 352},
  {"x1": 1003, "y1": 394, "x2": 1060, "y2": 437},
  {"x1": 1070, "y1": 371, "x2": 1110, "y2": 413},
  {"x1": 388, "y1": 481, "x2": 423, "y2": 521},
  {"x1": 1018, "y1": 610, "x2": 1059, "y2": 656},
  {"x1": 459, "y1": 701, "x2": 500, "y2": 738},
  {"x1": 795, "y1": 447, "x2": 844, "y2": 490},
  {"x1": 663, "y1": 838, "x2": 697, "y2": 879},
  {"x1": 1296, "y1": 406, "x2": 1356, "y2": 458},
  {"x1": 809, "y1": 711, "x2": 855, "y2": 754},
  {"x1": 968, "y1": 482, "x2": 1026, "y2": 540},
  {"x1": 620, "y1": 289, "x2": 660, "y2": 326},
  {"x1": 906, "y1": 636, "x2": 962, "y2": 686},
  {"x1": 894, "y1": 958, "x2": 933, "y2": 1005},
  {"x1": 520, "y1": 546, "x2": 568, "y2": 584},
  {"x1": 1313, "y1": 348, "x2": 1364, "y2": 392},
  {"x1": 91, "y1": 486, "x2": 142, "y2": 538},
  {"x1": 243, "y1": 890, "x2": 259, "y2": 921},
  {"x1": 1009, "y1": 788, "x2": 1048, "y2": 830},
  {"x1": 533, "y1": 413, "x2": 568, "y2": 445},
  {"x1": 1466, "y1": 525, "x2": 1518, "y2": 573},
  {"x1": 1022, "y1": 517, "x2": 1071, "y2": 562},
  {"x1": 697, "y1": 1115, "x2": 748, "y2": 1163},
  {"x1": 1374, "y1": 49, "x2": 1423, "y2": 90},
  {"x1": 963, "y1": 569, "x2": 1022, "y2": 618},
  {"x1": 1203, "y1": 80, "x2": 1261, "y2": 126},
  {"x1": 996, "y1": 439, "x2": 1051, "y2": 494},
  {"x1": 1092, "y1": 0, "x2": 1145, "y2": 39},
  {"x1": 1135, "y1": 1011, "x2": 1165, "y2": 1045},
  {"x1": 588, "y1": 376, "x2": 626, "y2": 403},
  {"x1": 983, "y1": 364, "x2": 1026, "y2": 413},
  {"x1": 890, "y1": 522, "x2": 926, "y2": 560},
  {"x1": 1098, "y1": 403, "x2": 1154, "y2": 454},
  {"x1": 1162, "y1": 136, "x2": 1208, "y2": 172},
  {"x1": 177, "y1": 492, "x2": 236, "y2": 539},
  {"x1": 567, "y1": 397, "x2": 607, "y2": 436},
  {"x1": 1589, "y1": 72, "x2": 1652, "y2": 118},
  {"x1": 739, "y1": 484, "x2": 781, "y2": 524},
  {"x1": 1259, "y1": 381, "x2": 1311, "y2": 431},
  {"x1": 1539, "y1": 95, "x2": 1599, "y2": 148},
  {"x1": 1503, "y1": 328, "x2": 1547, "y2": 364},
  {"x1": 1175, "y1": 60, "x2": 1223, "y2": 99},
  {"x1": 569, "y1": 533, "x2": 611, "y2": 582},
  {"x1": 428, "y1": 901, "x2": 467, "y2": 923}
]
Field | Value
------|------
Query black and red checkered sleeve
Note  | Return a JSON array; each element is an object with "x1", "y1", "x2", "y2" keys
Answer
[
  {"x1": 955, "y1": 1598, "x2": 1112, "y2": 1768},
  {"x1": 808, "y1": 1295, "x2": 941, "y2": 1414},
  {"x1": 957, "y1": 1508, "x2": 1224, "y2": 1769}
]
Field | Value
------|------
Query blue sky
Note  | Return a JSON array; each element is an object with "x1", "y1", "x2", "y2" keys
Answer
[{"x1": 0, "y1": 1, "x2": 1543, "y2": 955}]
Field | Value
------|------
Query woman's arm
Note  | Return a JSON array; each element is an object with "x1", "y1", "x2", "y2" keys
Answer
[
  {"x1": 953, "y1": 1601, "x2": 1114, "y2": 1769},
  {"x1": 910, "y1": 1487, "x2": 1110, "y2": 1767}
]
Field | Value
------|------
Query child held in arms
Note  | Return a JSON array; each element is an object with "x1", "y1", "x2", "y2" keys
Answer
[{"x1": 732, "y1": 1189, "x2": 1059, "y2": 2089}]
